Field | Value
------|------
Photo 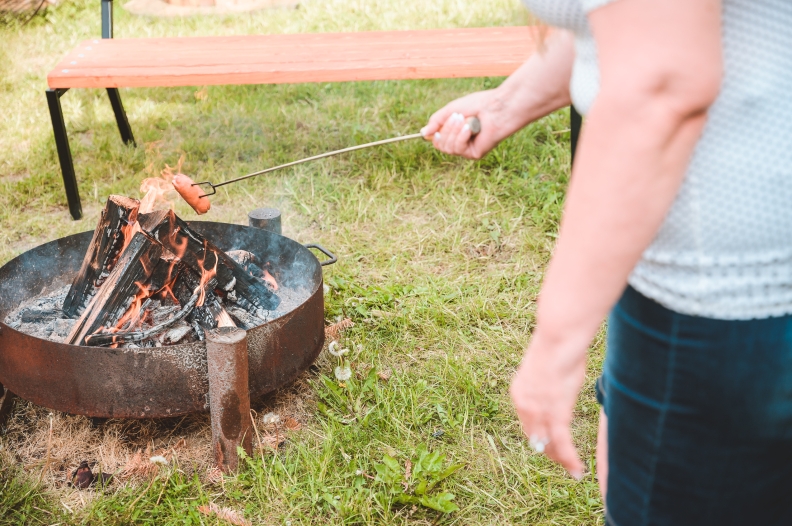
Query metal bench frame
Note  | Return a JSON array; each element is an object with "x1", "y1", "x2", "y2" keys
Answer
[
  {"x1": 47, "y1": 0, "x2": 134, "y2": 220},
  {"x1": 46, "y1": 0, "x2": 582, "y2": 221}
]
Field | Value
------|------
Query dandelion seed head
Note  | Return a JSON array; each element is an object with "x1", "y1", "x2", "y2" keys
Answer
[
  {"x1": 150, "y1": 455, "x2": 168, "y2": 466},
  {"x1": 334, "y1": 365, "x2": 352, "y2": 381},
  {"x1": 261, "y1": 412, "x2": 281, "y2": 425}
]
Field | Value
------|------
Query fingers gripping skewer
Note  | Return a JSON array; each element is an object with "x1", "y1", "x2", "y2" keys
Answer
[{"x1": 175, "y1": 117, "x2": 481, "y2": 214}]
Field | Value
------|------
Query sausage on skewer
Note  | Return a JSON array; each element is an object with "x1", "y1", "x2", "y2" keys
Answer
[{"x1": 172, "y1": 173, "x2": 211, "y2": 214}]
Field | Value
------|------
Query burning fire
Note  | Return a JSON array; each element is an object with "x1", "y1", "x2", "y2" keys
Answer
[
  {"x1": 139, "y1": 177, "x2": 176, "y2": 214},
  {"x1": 115, "y1": 158, "x2": 182, "y2": 258},
  {"x1": 79, "y1": 160, "x2": 281, "y2": 347},
  {"x1": 140, "y1": 157, "x2": 183, "y2": 214},
  {"x1": 196, "y1": 244, "x2": 219, "y2": 308},
  {"x1": 156, "y1": 255, "x2": 181, "y2": 305},
  {"x1": 115, "y1": 282, "x2": 149, "y2": 331}
]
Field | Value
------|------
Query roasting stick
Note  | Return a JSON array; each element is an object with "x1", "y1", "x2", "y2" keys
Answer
[{"x1": 174, "y1": 116, "x2": 481, "y2": 214}]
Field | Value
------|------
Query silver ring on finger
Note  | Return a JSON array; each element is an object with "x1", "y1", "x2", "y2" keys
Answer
[{"x1": 529, "y1": 434, "x2": 550, "y2": 454}]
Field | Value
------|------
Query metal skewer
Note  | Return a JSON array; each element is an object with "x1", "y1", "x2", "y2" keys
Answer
[{"x1": 191, "y1": 116, "x2": 480, "y2": 197}]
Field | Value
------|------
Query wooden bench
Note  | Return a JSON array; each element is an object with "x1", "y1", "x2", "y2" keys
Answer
[{"x1": 47, "y1": 0, "x2": 578, "y2": 220}]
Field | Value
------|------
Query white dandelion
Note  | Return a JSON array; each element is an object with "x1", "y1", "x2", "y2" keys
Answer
[
  {"x1": 334, "y1": 365, "x2": 352, "y2": 381},
  {"x1": 150, "y1": 455, "x2": 168, "y2": 466}
]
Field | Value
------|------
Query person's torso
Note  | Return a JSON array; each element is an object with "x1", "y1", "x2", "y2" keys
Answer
[{"x1": 522, "y1": 0, "x2": 792, "y2": 319}]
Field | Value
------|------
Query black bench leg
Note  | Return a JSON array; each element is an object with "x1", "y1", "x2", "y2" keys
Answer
[
  {"x1": 107, "y1": 88, "x2": 135, "y2": 146},
  {"x1": 570, "y1": 105, "x2": 582, "y2": 165},
  {"x1": 46, "y1": 88, "x2": 82, "y2": 220}
]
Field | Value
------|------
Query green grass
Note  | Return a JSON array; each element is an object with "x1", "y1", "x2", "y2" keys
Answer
[{"x1": 0, "y1": 0, "x2": 605, "y2": 523}]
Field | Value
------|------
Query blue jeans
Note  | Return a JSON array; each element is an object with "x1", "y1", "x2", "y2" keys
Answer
[{"x1": 597, "y1": 286, "x2": 792, "y2": 526}]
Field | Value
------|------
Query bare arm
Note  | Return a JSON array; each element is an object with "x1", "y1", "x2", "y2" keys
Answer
[
  {"x1": 511, "y1": 0, "x2": 723, "y2": 477},
  {"x1": 423, "y1": 29, "x2": 575, "y2": 159}
]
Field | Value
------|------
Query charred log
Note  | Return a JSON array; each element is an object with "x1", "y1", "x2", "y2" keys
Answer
[
  {"x1": 84, "y1": 286, "x2": 200, "y2": 347},
  {"x1": 67, "y1": 232, "x2": 163, "y2": 346},
  {"x1": 146, "y1": 253, "x2": 182, "y2": 305},
  {"x1": 227, "y1": 250, "x2": 263, "y2": 277},
  {"x1": 171, "y1": 262, "x2": 236, "y2": 330},
  {"x1": 138, "y1": 210, "x2": 280, "y2": 311},
  {"x1": 227, "y1": 306, "x2": 266, "y2": 330},
  {"x1": 62, "y1": 195, "x2": 140, "y2": 318}
]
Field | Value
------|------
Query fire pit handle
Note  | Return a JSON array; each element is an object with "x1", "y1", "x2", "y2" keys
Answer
[{"x1": 304, "y1": 244, "x2": 337, "y2": 266}]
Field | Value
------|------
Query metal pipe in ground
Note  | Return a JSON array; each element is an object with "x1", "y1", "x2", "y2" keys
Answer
[
  {"x1": 206, "y1": 327, "x2": 253, "y2": 472},
  {"x1": 248, "y1": 207, "x2": 282, "y2": 235}
]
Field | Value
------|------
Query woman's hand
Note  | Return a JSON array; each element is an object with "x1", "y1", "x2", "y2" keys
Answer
[
  {"x1": 510, "y1": 330, "x2": 587, "y2": 479},
  {"x1": 422, "y1": 30, "x2": 577, "y2": 160},
  {"x1": 422, "y1": 90, "x2": 510, "y2": 160}
]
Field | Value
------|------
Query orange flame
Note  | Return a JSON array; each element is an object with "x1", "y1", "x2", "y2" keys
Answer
[
  {"x1": 139, "y1": 178, "x2": 176, "y2": 215},
  {"x1": 111, "y1": 253, "x2": 179, "y2": 338},
  {"x1": 139, "y1": 156, "x2": 183, "y2": 214},
  {"x1": 262, "y1": 270, "x2": 278, "y2": 291},
  {"x1": 155, "y1": 254, "x2": 181, "y2": 305},
  {"x1": 168, "y1": 225, "x2": 189, "y2": 260},
  {"x1": 114, "y1": 157, "x2": 183, "y2": 268},
  {"x1": 115, "y1": 281, "x2": 150, "y2": 331},
  {"x1": 196, "y1": 242, "x2": 219, "y2": 307}
]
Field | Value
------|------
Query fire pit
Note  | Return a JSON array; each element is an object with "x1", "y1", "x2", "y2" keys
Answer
[{"x1": 0, "y1": 203, "x2": 335, "y2": 421}]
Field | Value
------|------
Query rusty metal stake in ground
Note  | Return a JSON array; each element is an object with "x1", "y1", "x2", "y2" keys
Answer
[{"x1": 206, "y1": 327, "x2": 253, "y2": 472}]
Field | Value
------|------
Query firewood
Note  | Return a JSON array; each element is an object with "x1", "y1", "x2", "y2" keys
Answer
[
  {"x1": 146, "y1": 252, "x2": 182, "y2": 305},
  {"x1": 67, "y1": 232, "x2": 163, "y2": 345},
  {"x1": 227, "y1": 306, "x2": 266, "y2": 330},
  {"x1": 62, "y1": 195, "x2": 141, "y2": 318},
  {"x1": 171, "y1": 262, "x2": 236, "y2": 330},
  {"x1": 138, "y1": 210, "x2": 280, "y2": 311},
  {"x1": 84, "y1": 286, "x2": 200, "y2": 347}
]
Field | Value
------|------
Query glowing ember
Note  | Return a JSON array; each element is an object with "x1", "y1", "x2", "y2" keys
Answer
[{"x1": 262, "y1": 270, "x2": 278, "y2": 291}]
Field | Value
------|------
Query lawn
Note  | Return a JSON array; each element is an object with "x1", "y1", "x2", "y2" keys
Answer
[{"x1": 0, "y1": 0, "x2": 605, "y2": 524}]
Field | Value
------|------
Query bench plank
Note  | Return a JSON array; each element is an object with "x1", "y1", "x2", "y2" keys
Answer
[{"x1": 48, "y1": 27, "x2": 537, "y2": 89}]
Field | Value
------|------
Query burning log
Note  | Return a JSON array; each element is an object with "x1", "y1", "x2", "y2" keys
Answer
[
  {"x1": 171, "y1": 262, "x2": 236, "y2": 330},
  {"x1": 67, "y1": 232, "x2": 163, "y2": 346},
  {"x1": 84, "y1": 285, "x2": 200, "y2": 346},
  {"x1": 146, "y1": 253, "x2": 182, "y2": 305},
  {"x1": 62, "y1": 196, "x2": 140, "y2": 318},
  {"x1": 138, "y1": 210, "x2": 280, "y2": 312}
]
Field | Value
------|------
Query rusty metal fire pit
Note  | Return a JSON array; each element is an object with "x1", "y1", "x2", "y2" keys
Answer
[{"x1": 0, "y1": 221, "x2": 334, "y2": 419}]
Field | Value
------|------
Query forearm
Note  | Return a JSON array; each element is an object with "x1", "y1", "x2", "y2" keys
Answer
[
  {"x1": 424, "y1": 29, "x2": 575, "y2": 159},
  {"x1": 534, "y1": 97, "x2": 709, "y2": 355},
  {"x1": 489, "y1": 30, "x2": 575, "y2": 142}
]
